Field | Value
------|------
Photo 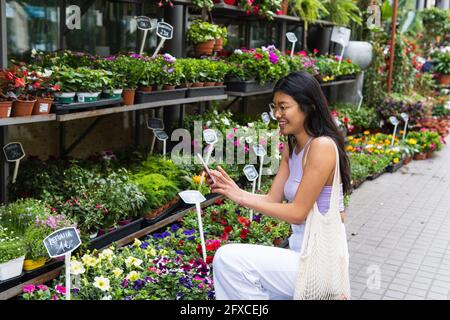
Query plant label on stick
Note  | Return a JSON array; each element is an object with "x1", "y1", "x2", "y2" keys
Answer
[
  {"x1": 152, "y1": 22, "x2": 174, "y2": 58},
  {"x1": 43, "y1": 227, "x2": 81, "y2": 301},
  {"x1": 154, "y1": 129, "x2": 168, "y2": 141},
  {"x1": 389, "y1": 116, "x2": 399, "y2": 147},
  {"x1": 286, "y1": 32, "x2": 298, "y2": 57},
  {"x1": 178, "y1": 190, "x2": 207, "y2": 261},
  {"x1": 331, "y1": 26, "x2": 351, "y2": 72},
  {"x1": 136, "y1": 16, "x2": 156, "y2": 55},
  {"x1": 3, "y1": 142, "x2": 25, "y2": 184},
  {"x1": 261, "y1": 112, "x2": 271, "y2": 125},
  {"x1": 400, "y1": 113, "x2": 409, "y2": 140},
  {"x1": 243, "y1": 164, "x2": 258, "y2": 182},
  {"x1": 253, "y1": 144, "x2": 266, "y2": 191},
  {"x1": 203, "y1": 129, "x2": 218, "y2": 145},
  {"x1": 269, "y1": 110, "x2": 276, "y2": 120}
]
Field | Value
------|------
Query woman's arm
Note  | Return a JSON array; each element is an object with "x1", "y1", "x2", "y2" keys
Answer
[{"x1": 208, "y1": 137, "x2": 337, "y2": 225}]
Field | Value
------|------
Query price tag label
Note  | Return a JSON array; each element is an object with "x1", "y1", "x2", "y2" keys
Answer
[
  {"x1": 400, "y1": 113, "x2": 409, "y2": 122},
  {"x1": 331, "y1": 26, "x2": 351, "y2": 47},
  {"x1": 261, "y1": 112, "x2": 271, "y2": 125},
  {"x1": 154, "y1": 129, "x2": 168, "y2": 141},
  {"x1": 253, "y1": 144, "x2": 267, "y2": 157},
  {"x1": 286, "y1": 32, "x2": 298, "y2": 43},
  {"x1": 147, "y1": 118, "x2": 164, "y2": 130},
  {"x1": 136, "y1": 16, "x2": 155, "y2": 30},
  {"x1": 389, "y1": 116, "x2": 399, "y2": 126},
  {"x1": 243, "y1": 165, "x2": 259, "y2": 182},
  {"x1": 43, "y1": 227, "x2": 81, "y2": 258},
  {"x1": 3, "y1": 142, "x2": 25, "y2": 162},
  {"x1": 157, "y1": 22, "x2": 173, "y2": 40},
  {"x1": 178, "y1": 190, "x2": 207, "y2": 204},
  {"x1": 203, "y1": 129, "x2": 218, "y2": 145}
]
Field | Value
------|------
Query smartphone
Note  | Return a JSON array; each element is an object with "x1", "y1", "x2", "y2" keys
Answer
[{"x1": 196, "y1": 153, "x2": 216, "y2": 185}]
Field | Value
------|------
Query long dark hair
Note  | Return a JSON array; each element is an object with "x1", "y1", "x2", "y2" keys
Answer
[{"x1": 273, "y1": 71, "x2": 352, "y2": 195}]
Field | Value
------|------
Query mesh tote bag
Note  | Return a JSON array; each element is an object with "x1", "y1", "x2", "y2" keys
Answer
[{"x1": 293, "y1": 138, "x2": 351, "y2": 300}]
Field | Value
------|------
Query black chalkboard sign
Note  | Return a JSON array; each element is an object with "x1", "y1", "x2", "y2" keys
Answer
[
  {"x1": 3, "y1": 142, "x2": 25, "y2": 162},
  {"x1": 136, "y1": 16, "x2": 153, "y2": 30},
  {"x1": 147, "y1": 118, "x2": 164, "y2": 130},
  {"x1": 157, "y1": 22, "x2": 173, "y2": 39},
  {"x1": 43, "y1": 227, "x2": 81, "y2": 258},
  {"x1": 154, "y1": 129, "x2": 168, "y2": 140}
]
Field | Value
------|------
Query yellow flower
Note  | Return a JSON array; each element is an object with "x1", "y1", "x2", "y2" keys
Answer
[
  {"x1": 192, "y1": 175, "x2": 204, "y2": 185},
  {"x1": 368, "y1": 148, "x2": 374, "y2": 153},
  {"x1": 393, "y1": 158, "x2": 399, "y2": 164},
  {"x1": 347, "y1": 136, "x2": 354, "y2": 141},
  {"x1": 159, "y1": 249, "x2": 168, "y2": 256},
  {"x1": 93, "y1": 276, "x2": 110, "y2": 292},
  {"x1": 126, "y1": 271, "x2": 140, "y2": 281},
  {"x1": 408, "y1": 138, "x2": 417, "y2": 145},
  {"x1": 364, "y1": 130, "x2": 370, "y2": 135},
  {"x1": 146, "y1": 247, "x2": 157, "y2": 257},
  {"x1": 99, "y1": 248, "x2": 114, "y2": 261},
  {"x1": 81, "y1": 254, "x2": 98, "y2": 267},
  {"x1": 133, "y1": 239, "x2": 142, "y2": 247},
  {"x1": 345, "y1": 145, "x2": 354, "y2": 152},
  {"x1": 112, "y1": 268, "x2": 123, "y2": 278},
  {"x1": 374, "y1": 149, "x2": 380, "y2": 154},
  {"x1": 385, "y1": 140, "x2": 390, "y2": 146}
]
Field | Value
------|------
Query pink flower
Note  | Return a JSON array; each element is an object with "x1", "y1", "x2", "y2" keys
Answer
[
  {"x1": 37, "y1": 284, "x2": 48, "y2": 291},
  {"x1": 259, "y1": 138, "x2": 266, "y2": 145},
  {"x1": 227, "y1": 133, "x2": 234, "y2": 140},
  {"x1": 244, "y1": 144, "x2": 249, "y2": 153},
  {"x1": 234, "y1": 139, "x2": 240, "y2": 147},
  {"x1": 233, "y1": 127, "x2": 237, "y2": 132},
  {"x1": 278, "y1": 142, "x2": 284, "y2": 151},
  {"x1": 194, "y1": 275, "x2": 203, "y2": 281},
  {"x1": 298, "y1": 51, "x2": 307, "y2": 57},
  {"x1": 313, "y1": 48, "x2": 319, "y2": 54},
  {"x1": 55, "y1": 285, "x2": 66, "y2": 295},
  {"x1": 23, "y1": 284, "x2": 36, "y2": 294},
  {"x1": 51, "y1": 294, "x2": 59, "y2": 300}
]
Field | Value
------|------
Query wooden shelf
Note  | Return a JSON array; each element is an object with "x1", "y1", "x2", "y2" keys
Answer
[{"x1": 0, "y1": 114, "x2": 56, "y2": 127}]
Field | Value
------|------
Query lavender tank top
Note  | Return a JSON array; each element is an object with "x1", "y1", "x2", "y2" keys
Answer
[{"x1": 284, "y1": 138, "x2": 345, "y2": 252}]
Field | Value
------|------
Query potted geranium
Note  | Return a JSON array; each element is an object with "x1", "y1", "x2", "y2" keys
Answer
[
  {"x1": 433, "y1": 51, "x2": 450, "y2": 85},
  {"x1": 0, "y1": 68, "x2": 15, "y2": 118},
  {"x1": 187, "y1": 20, "x2": 219, "y2": 56},
  {"x1": 4, "y1": 66, "x2": 38, "y2": 117},
  {"x1": 31, "y1": 68, "x2": 60, "y2": 115},
  {"x1": 0, "y1": 226, "x2": 25, "y2": 281}
]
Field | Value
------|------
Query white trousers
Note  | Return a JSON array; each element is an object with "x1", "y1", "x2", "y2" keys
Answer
[{"x1": 213, "y1": 243, "x2": 301, "y2": 300}]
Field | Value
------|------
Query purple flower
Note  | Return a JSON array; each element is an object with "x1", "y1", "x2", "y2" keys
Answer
[
  {"x1": 269, "y1": 52, "x2": 279, "y2": 64},
  {"x1": 133, "y1": 279, "x2": 145, "y2": 290},
  {"x1": 167, "y1": 68, "x2": 174, "y2": 74},
  {"x1": 145, "y1": 276, "x2": 156, "y2": 283},
  {"x1": 170, "y1": 224, "x2": 180, "y2": 232},
  {"x1": 176, "y1": 250, "x2": 184, "y2": 255},
  {"x1": 252, "y1": 214, "x2": 261, "y2": 223},
  {"x1": 140, "y1": 242, "x2": 149, "y2": 249},
  {"x1": 207, "y1": 291, "x2": 215, "y2": 300},
  {"x1": 124, "y1": 296, "x2": 132, "y2": 300},
  {"x1": 182, "y1": 229, "x2": 195, "y2": 236},
  {"x1": 179, "y1": 277, "x2": 194, "y2": 289},
  {"x1": 163, "y1": 53, "x2": 176, "y2": 63},
  {"x1": 23, "y1": 284, "x2": 36, "y2": 294},
  {"x1": 122, "y1": 279, "x2": 128, "y2": 288},
  {"x1": 130, "y1": 53, "x2": 141, "y2": 59},
  {"x1": 104, "y1": 56, "x2": 116, "y2": 61}
]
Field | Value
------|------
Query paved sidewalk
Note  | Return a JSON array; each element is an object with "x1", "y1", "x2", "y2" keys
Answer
[{"x1": 346, "y1": 135, "x2": 450, "y2": 300}]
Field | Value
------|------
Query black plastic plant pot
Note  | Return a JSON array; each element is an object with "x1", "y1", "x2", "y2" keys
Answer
[
  {"x1": 366, "y1": 170, "x2": 385, "y2": 181},
  {"x1": 386, "y1": 160, "x2": 404, "y2": 173},
  {"x1": 134, "y1": 88, "x2": 187, "y2": 104},
  {"x1": 141, "y1": 198, "x2": 187, "y2": 228},
  {"x1": 224, "y1": 80, "x2": 274, "y2": 93},
  {"x1": 51, "y1": 98, "x2": 122, "y2": 115},
  {"x1": 88, "y1": 218, "x2": 143, "y2": 250},
  {"x1": 186, "y1": 86, "x2": 226, "y2": 98}
]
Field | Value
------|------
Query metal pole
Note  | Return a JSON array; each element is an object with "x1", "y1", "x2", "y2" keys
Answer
[
  {"x1": 386, "y1": 0, "x2": 399, "y2": 94},
  {"x1": 1, "y1": 0, "x2": 9, "y2": 204}
]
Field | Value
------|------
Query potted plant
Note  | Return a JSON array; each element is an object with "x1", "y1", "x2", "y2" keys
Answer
[
  {"x1": 52, "y1": 66, "x2": 80, "y2": 103},
  {"x1": 113, "y1": 54, "x2": 146, "y2": 105},
  {"x1": 103, "y1": 70, "x2": 125, "y2": 99},
  {"x1": 4, "y1": 66, "x2": 38, "y2": 117},
  {"x1": 75, "y1": 67, "x2": 111, "y2": 103},
  {"x1": 0, "y1": 226, "x2": 25, "y2": 281},
  {"x1": 213, "y1": 26, "x2": 228, "y2": 52},
  {"x1": 31, "y1": 68, "x2": 60, "y2": 115},
  {"x1": 187, "y1": 20, "x2": 219, "y2": 57},
  {"x1": 238, "y1": 0, "x2": 284, "y2": 20},
  {"x1": 432, "y1": 51, "x2": 450, "y2": 85},
  {"x1": 23, "y1": 222, "x2": 52, "y2": 271},
  {"x1": 138, "y1": 58, "x2": 159, "y2": 92},
  {"x1": 0, "y1": 69, "x2": 15, "y2": 118},
  {"x1": 178, "y1": 58, "x2": 196, "y2": 88}
]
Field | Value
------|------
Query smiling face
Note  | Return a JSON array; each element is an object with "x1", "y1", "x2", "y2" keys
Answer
[{"x1": 272, "y1": 91, "x2": 306, "y2": 136}]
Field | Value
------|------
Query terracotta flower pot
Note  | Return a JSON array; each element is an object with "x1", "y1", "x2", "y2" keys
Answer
[
  {"x1": 414, "y1": 152, "x2": 427, "y2": 160},
  {"x1": 193, "y1": 40, "x2": 215, "y2": 56},
  {"x1": 163, "y1": 85, "x2": 176, "y2": 91},
  {"x1": 12, "y1": 99, "x2": 36, "y2": 117},
  {"x1": 403, "y1": 156, "x2": 412, "y2": 165},
  {"x1": 0, "y1": 101, "x2": 13, "y2": 118},
  {"x1": 438, "y1": 74, "x2": 450, "y2": 86},
  {"x1": 215, "y1": 82, "x2": 224, "y2": 86},
  {"x1": 122, "y1": 89, "x2": 136, "y2": 106},
  {"x1": 426, "y1": 150, "x2": 434, "y2": 158},
  {"x1": 191, "y1": 82, "x2": 205, "y2": 87},
  {"x1": 32, "y1": 97, "x2": 53, "y2": 115},
  {"x1": 204, "y1": 82, "x2": 216, "y2": 87},
  {"x1": 138, "y1": 86, "x2": 153, "y2": 92},
  {"x1": 281, "y1": 0, "x2": 289, "y2": 15},
  {"x1": 213, "y1": 38, "x2": 223, "y2": 52}
]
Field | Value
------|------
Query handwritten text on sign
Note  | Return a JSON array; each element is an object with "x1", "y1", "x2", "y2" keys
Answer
[{"x1": 43, "y1": 227, "x2": 81, "y2": 258}]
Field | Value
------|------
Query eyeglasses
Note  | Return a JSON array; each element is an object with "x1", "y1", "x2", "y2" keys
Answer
[{"x1": 269, "y1": 102, "x2": 296, "y2": 115}]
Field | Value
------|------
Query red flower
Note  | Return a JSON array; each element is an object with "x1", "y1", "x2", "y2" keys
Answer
[
  {"x1": 298, "y1": 51, "x2": 307, "y2": 57},
  {"x1": 276, "y1": 9, "x2": 282, "y2": 15},
  {"x1": 224, "y1": 226, "x2": 233, "y2": 234},
  {"x1": 240, "y1": 228, "x2": 249, "y2": 239},
  {"x1": 246, "y1": 10, "x2": 251, "y2": 15},
  {"x1": 313, "y1": 48, "x2": 319, "y2": 54},
  {"x1": 253, "y1": 53, "x2": 263, "y2": 60},
  {"x1": 253, "y1": 5, "x2": 260, "y2": 14},
  {"x1": 214, "y1": 198, "x2": 224, "y2": 205},
  {"x1": 33, "y1": 81, "x2": 40, "y2": 88},
  {"x1": 179, "y1": 239, "x2": 184, "y2": 245},
  {"x1": 220, "y1": 218, "x2": 228, "y2": 226},
  {"x1": 6, "y1": 72, "x2": 14, "y2": 80},
  {"x1": 220, "y1": 233, "x2": 229, "y2": 241},
  {"x1": 52, "y1": 85, "x2": 60, "y2": 91},
  {"x1": 238, "y1": 216, "x2": 250, "y2": 227},
  {"x1": 343, "y1": 117, "x2": 349, "y2": 123},
  {"x1": 14, "y1": 77, "x2": 25, "y2": 87},
  {"x1": 196, "y1": 244, "x2": 202, "y2": 255},
  {"x1": 206, "y1": 256, "x2": 214, "y2": 264}
]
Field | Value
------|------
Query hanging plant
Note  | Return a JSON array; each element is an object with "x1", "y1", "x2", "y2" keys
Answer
[
  {"x1": 324, "y1": 0, "x2": 362, "y2": 27},
  {"x1": 291, "y1": 0, "x2": 328, "y2": 23}
]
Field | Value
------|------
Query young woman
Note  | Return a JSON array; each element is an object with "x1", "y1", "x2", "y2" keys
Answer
[{"x1": 204, "y1": 71, "x2": 352, "y2": 300}]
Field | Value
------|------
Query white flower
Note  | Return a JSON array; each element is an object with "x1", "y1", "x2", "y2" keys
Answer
[
  {"x1": 70, "y1": 260, "x2": 85, "y2": 275},
  {"x1": 31, "y1": 48, "x2": 37, "y2": 57},
  {"x1": 81, "y1": 254, "x2": 98, "y2": 267},
  {"x1": 234, "y1": 49, "x2": 243, "y2": 55},
  {"x1": 245, "y1": 136, "x2": 253, "y2": 144},
  {"x1": 133, "y1": 239, "x2": 142, "y2": 247},
  {"x1": 125, "y1": 256, "x2": 143, "y2": 268},
  {"x1": 101, "y1": 295, "x2": 112, "y2": 300},
  {"x1": 221, "y1": 118, "x2": 230, "y2": 126},
  {"x1": 93, "y1": 276, "x2": 110, "y2": 292},
  {"x1": 42, "y1": 68, "x2": 53, "y2": 78},
  {"x1": 206, "y1": 121, "x2": 212, "y2": 127},
  {"x1": 99, "y1": 248, "x2": 114, "y2": 261},
  {"x1": 248, "y1": 122, "x2": 254, "y2": 128}
]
